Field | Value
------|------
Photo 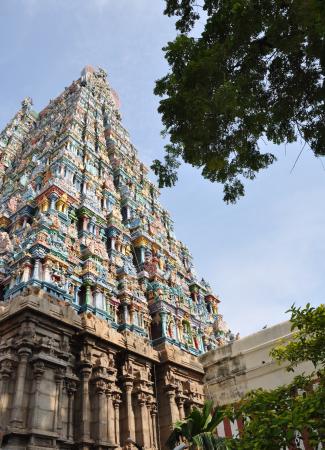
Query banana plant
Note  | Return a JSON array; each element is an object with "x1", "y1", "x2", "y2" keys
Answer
[{"x1": 166, "y1": 400, "x2": 229, "y2": 450}]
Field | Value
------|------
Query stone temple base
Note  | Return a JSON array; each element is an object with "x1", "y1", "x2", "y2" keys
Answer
[{"x1": 0, "y1": 288, "x2": 205, "y2": 449}]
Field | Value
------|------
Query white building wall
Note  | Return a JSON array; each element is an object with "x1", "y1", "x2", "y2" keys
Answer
[{"x1": 200, "y1": 320, "x2": 314, "y2": 406}]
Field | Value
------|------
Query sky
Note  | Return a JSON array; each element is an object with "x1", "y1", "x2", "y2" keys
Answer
[{"x1": 0, "y1": 0, "x2": 324, "y2": 336}]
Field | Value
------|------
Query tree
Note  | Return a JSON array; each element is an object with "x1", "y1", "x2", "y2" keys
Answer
[
  {"x1": 226, "y1": 374, "x2": 325, "y2": 449},
  {"x1": 166, "y1": 399, "x2": 228, "y2": 449},
  {"x1": 225, "y1": 303, "x2": 325, "y2": 449},
  {"x1": 270, "y1": 303, "x2": 325, "y2": 370},
  {"x1": 153, "y1": 0, "x2": 325, "y2": 203},
  {"x1": 167, "y1": 305, "x2": 325, "y2": 449}
]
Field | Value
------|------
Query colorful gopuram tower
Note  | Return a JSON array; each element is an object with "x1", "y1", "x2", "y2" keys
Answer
[{"x1": 0, "y1": 66, "x2": 230, "y2": 450}]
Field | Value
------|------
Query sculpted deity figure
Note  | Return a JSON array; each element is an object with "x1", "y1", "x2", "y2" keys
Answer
[
  {"x1": 96, "y1": 352, "x2": 109, "y2": 369},
  {"x1": 214, "y1": 314, "x2": 229, "y2": 334},
  {"x1": 111, "y1": 204, "x2": 122, "y2": 221},
  {"x1": 36, "y1": 231, "x2": 48, "y2": 244},
  {"x1": 67, "y1": 221, "x2": 77, "y2": 238},
  {"x1": 167, "y1": 318, "x2": 175, "y2": 339},
  {"x1": 97, "y1": 67, "x2": 107, "y2": 79},
  {"x1": 0, "y1": 232, "x2": 12, "y2": 253},
  {"x1": 53, "y1": 214, "x2": 62, "y2": 230},
  {"x1": 21, "y1": 96, "x2": 33, "y2": 111},
  {"x1": 164, "y1": 368, "x2": 176, "y2": 386},
  {"x1": 103, "y1": 178, "x2": 114, "y2": 191},
  {"x1": 108, "y1": 352, "x2": 115, "y2": 369},
  {"x1": 7, "y1": 195, "x2": 20, "y2": 213},
  {"x1": 122, "y1": 360, "x2": 134, "y2": 376}
]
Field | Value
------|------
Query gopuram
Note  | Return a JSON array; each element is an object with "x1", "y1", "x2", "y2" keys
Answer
[{"x1": 0, "y1": 66, "x2": 230, "y2": 450}]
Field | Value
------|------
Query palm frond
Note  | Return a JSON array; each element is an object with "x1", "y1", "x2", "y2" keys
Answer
[
  {"x1": 193, "y1": 432, "x2": 229, "y2": 450},
  {"x1": 201, "y1": 400, "x2": 214, "y2": 427},
  {"x1": 167, "y1": 400, "x2": 229, "y2": 450},
  {"x1": 206, "y1": 408, "x2": 224, "y2": 433}
]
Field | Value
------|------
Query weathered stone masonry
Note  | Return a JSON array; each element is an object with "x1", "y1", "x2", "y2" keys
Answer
[{"x1": 0, "y1": 290, "x2": 205, "y2": 449}]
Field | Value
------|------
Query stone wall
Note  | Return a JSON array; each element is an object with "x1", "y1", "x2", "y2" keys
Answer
[{"x1": 0, "y1": 288, "x2": 205, "y2": 450}]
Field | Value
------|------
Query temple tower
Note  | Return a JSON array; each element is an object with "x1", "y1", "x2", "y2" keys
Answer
[{"x1": 0, "y1": 67, "x2": 230, "y2": 450}]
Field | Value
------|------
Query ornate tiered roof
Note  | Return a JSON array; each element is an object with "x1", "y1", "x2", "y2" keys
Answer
[{"x1": 0, "y1": 66, "x2": 230, "y2": 355}]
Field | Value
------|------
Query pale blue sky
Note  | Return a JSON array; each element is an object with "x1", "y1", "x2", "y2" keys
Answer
[{"x1": 1, "y1": 0, "x2": 324, "y2": 336}]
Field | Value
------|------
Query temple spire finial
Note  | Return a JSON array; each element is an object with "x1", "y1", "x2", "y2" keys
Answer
[{"x1": 21, "y1": 97, "x2": 33, "y2": 112}]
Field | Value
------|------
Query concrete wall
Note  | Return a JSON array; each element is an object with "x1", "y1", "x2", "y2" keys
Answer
[{"x1": 200, "y1": 321, "x2": 314, "y2": 406}]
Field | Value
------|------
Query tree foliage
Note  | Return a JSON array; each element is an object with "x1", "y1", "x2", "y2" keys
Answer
[
  {"x1": 153, "y1": 0, "x2": 325, "y2": 202},
  {"x1": 226, "y1": 373, "x2": 325, "y2": 449},
  {"x1": 168, "y1": 304, "x2": 325, "y2": 449},
  {"x1": 224, "y1": 303, "x2": 325, "y2": 449},
  {"x1": 270, "y1": 303, "x2": 325, "y2": 370}
]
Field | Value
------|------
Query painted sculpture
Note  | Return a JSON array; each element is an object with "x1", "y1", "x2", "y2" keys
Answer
[{"x1": 0, "y1": 66, "x2": 231, "y2": 356}]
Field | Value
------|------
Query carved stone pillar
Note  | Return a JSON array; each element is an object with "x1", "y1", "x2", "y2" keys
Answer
[
  {"x1": 79, "y1": 364, "x2": 92, "y2": 440},
  {"x1": 74, "y1": 285, "x2": 80, "y2": 304},
  {"x1": 185, "y1": 399, "x2": 194, "y2": 415},
  {"x1": 160, "y1": 311, "x2": 167, "y2": 338},
  {"x1": 94, "y1": 288, "x2": 104, "y2": 310},
  {"x1": 147, "y1": 401, "x2": 153, "y2": 449},
  {"x1": 49, "y1": 193, "x2": 59, "y2": 210},
  {"x1": 32, "y1": 258, "x2": 41, "y2": 280},
  {"x1": 113, "y1": 394, "x2": 121, "y2": 447},
  {"x1": 139, "y1": 246, "x2": 145, "y2": 263},
  {"x1": 30, "y1": 361, "x2": 46, "y2": 429},
  {"x1": 43, "y1": 260, "x2": 52, "y2": 282},
  {"x1": 124, "y1": 380, "x2": 135, "y2": 440},
  {"x1": 85, "y1": 284, "x2": 93, "y2": 306},
  {"x1": 138, "y1": 393, "x2": 150, "y2": 448},
  {"x1": 165, "y1": 388, "x2": 179, "y2": 425},
  {"x1": 22, "y1": 262, "x2": 32, "y2": 282},
  {"x1": 123, "y1": 304, "x2": 129, "y2": 324},
  {"x1": 10, "y1": 347, "x2": 32, "y2": 428},
  {"x1": 176, "y1": 397, "x2": 185, "y2": 420},
  {"x1": 53, "y1": 368, "x2": 65, "y2": 434},
  {"x1": 106, "y1": 387, "x2": 115, "y2": 443},
  {"x1": 151, "y1": 404, "x2": 158, "y2": 449},
  {"x1": 95, "y1": 379, "x2": 107, "y2": 443},
  {"x1": 0, "y1": 360, "x2": 14, "y2": 427},
  {"x1": 66, "y1": 380, "x2": 77, "y2": 441},
  {"x1": 82, "y1": 216, "x2": 89, "y2": 231}
]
